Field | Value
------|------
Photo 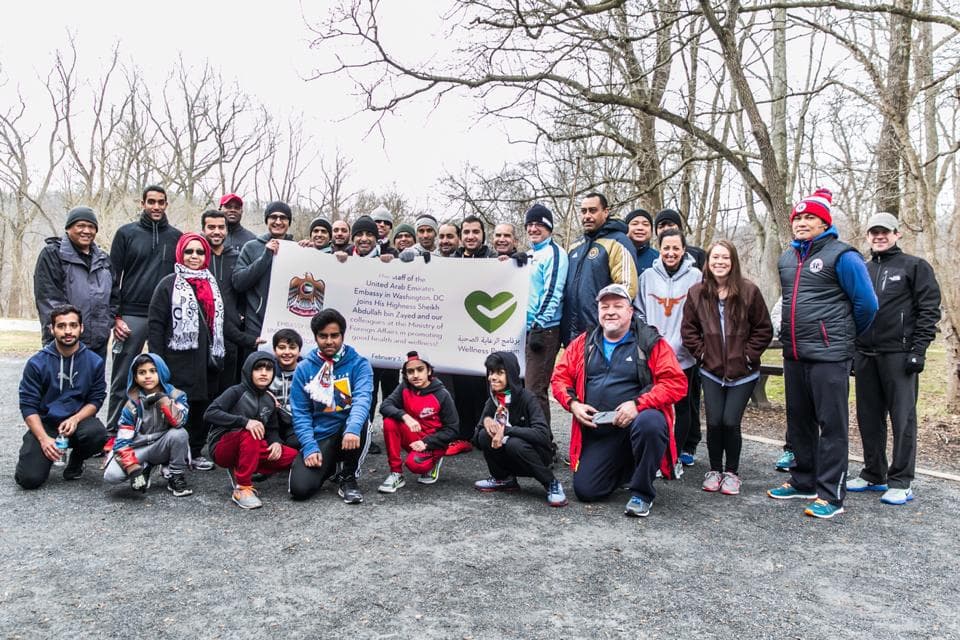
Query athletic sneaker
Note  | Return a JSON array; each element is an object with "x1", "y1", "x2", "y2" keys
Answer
[
  {"x1": 474, "y1": 476, "x2": 520, "y2": 492},
  {"x1": 847, "y1": 477, "x2": 888, "y2": 492},
  {"x1": 805, "y1": 499, "x2": 844, "y2": 519},
  {"x1": 129, "y1": 467, "x2": 148, "y2": 493},
  {"x1": 191, "y1": 456, "x2": 214, "y2": 471},
  {"x1": 702, "y1": 470, "x2": 722, "y2": 492},
  {"x1": 624, "y1": 496, "x2": 652, "y2": 517},
  {"x1": 767, "y1": 483, "x2": 817, "y2": 500},
  {"x1": 720, "y1": 472, "x2": 741, "y2": 495},
  {"x1": 546, "y1": 479, "x2": 568, "y2": 507},
  {"x1": 775, "y1": 450, "x2": 796, "y2": 471},
  {"x1": 673, "y1": 460, "x2": 684, "y2": 479},
  {"x1": 679, "y1": 452, "x2": 696, "y2": 466},
  {"x1": 338, "y1": 477, "x2": 364, "y2": 504},
  {"x1": 445, "y1": 440, "x2": 473, "y2": 456},
  {"x1": 166, "y1": 473, "x2": 193, "y2": 497},
  {"x1": 232, "y1": 485, "x2": 262, "y2": 509},
  {"x1": 378, "y1": 472, "x2": 406, "y2": 494},
  {"x1": 880, "y1": 488, "x2": 914, "y2": 505},
  {"x1": 62, "y1": 452, "x2": 84, "y2": 481},
  {"x1": 417, "y1": 457, "x2": 443, "y2": 485}
]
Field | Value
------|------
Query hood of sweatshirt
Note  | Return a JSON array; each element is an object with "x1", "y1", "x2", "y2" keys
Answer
[
  {"x1": 488, "y1": 350, "x2": 523, "y2": 401},
  {"x1": 125, "y1": 352, "x2": 176, "y2": 399},
  {"x1": 241, "y1": 350, "x2": 279, "y2": 393},
  {"x1": 39, "y1": 341, "x2": 89, "y2": 393}
]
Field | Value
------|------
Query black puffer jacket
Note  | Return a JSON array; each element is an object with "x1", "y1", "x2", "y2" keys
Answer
[
  {"x1": 473, "y1": 351, "x2": 552, "y2": 452},
  {"x1": 205, "y1": 351, "x2": 282, "y2": 456},
  {"x1": 856, "y1": 246, "x2": 941, "y2": 355}
]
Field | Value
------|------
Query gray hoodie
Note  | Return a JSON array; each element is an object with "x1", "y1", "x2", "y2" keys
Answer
[{"x1": 637, "y1": 254, "x2": 702, "y2": 369}]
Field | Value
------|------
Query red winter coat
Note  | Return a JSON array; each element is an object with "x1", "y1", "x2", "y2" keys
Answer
[{"x1": 551, "y1": 326, "x2": 688, "y2": 478}]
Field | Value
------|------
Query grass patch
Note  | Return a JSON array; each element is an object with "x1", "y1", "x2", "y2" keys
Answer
[
  {"x1": 0, "y1": 331, "x2": 40, "y2": 355},
  {"x1": 758, "y1": 341, "x2": 952, "y2": 421}
]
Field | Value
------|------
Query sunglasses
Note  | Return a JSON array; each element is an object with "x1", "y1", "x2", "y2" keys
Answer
[{"x1": 183, "y1": 248, "x2": 206, "y2": 256}]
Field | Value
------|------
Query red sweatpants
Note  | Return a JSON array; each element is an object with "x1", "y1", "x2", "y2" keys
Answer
[
  {"x1": 382, "y1": 417, "x2": 443, "y2": 474},
  {"x1": 212, "y1": 430, "x2": 298, "y2": 486}
]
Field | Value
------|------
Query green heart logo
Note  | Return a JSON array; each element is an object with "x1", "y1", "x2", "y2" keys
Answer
[{"x1": 464, "y1": 290, "x2": 517, "y2": 333}]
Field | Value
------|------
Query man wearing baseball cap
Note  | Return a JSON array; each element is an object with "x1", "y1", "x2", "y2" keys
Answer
[
  {"x1": 848, "y1": 212, "x2": 941, "y2": 506},
  {"x1": 219, "y1": 193, "x2": 256, "y2": 253},
  {"x1": 33, "y1": 207, "x2": 114, "y2": 360},
  {"x1": 767, "y1": 188, "x2": 877, "y2": 519},
  {"x1": 551, "y1": 283, "x2": 687, "y2": 518}
]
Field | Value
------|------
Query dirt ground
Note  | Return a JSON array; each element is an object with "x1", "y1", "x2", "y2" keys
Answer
[
  {"x1": 742, "y1": 404, "x2": 960, "y2": 477},
  {"x1": 1, "y1": 353, "x2": 959, "y2": 639}
]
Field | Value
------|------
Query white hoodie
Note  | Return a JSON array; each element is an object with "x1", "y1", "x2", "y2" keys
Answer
[{"x1": 637, "y1": 253, "x2": 702, "y2": 369}]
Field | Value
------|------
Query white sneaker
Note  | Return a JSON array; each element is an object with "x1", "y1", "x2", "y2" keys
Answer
[
  {"x1": 191, "y1": 456, "x2": 214, "y2": 471},
  {"x1": 880, "y1": 487, "x2": 914, "y2": 505},
  {"x1": 378, "y1": 472, "x2": 405, "y2": 494}
]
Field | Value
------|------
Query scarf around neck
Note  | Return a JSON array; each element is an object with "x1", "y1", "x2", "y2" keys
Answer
[
  {"x1": 304, "y1": 346, "x2": 346, "y2": 407},
  {"x1": 169, "y1": 263, "x2": 225, "y2": 358}
]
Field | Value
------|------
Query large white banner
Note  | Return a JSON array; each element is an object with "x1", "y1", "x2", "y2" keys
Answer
[{"x1": 259, "y1": 241, "x2": 529, "y2": 375}]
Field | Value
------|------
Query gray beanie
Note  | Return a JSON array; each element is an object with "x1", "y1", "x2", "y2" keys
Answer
[
  {"x1": 65, "y1": 206, "x2": 99, "y2": 231},
  {"x1": 415, "y1": 214, "x2": 439, "y2": 233},
  {"x1": 371, "y1": 205, "x2": 393, "y2": 225}
]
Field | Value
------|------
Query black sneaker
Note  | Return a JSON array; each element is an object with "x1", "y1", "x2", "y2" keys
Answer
[
  {"x1": 63, "y1": 452, "x2": 84, "y2": 481},
  {"x1": 338, "y1": 477, "x2": 364, "y2": 504},
  {"x1": 166, "y1": 473, "x2": 194, "y2": 497},
  {"x1": 129, "y1": 467, "x2": 148, "y2": 493}
]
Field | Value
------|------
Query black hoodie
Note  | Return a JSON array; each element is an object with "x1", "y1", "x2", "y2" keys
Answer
[
  {"x1": 473, "y1": 351, "x2": 552, "y2": 451},
  {"x1": 204, "y1": 351, "x2": 281, "y2": 456},
  {"x1": 110, "y1": 212, "x2": 182, "y2": 317}
]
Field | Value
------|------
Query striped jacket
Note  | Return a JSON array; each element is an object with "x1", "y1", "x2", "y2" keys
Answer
[{"x1": 526, "y1": 237, "x2": 569, "y2": 329}]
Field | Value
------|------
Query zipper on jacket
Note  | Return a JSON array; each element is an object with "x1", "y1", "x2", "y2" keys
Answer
[
  {"x1": 819, "y1": 320, "x2": 830, "y2": 347},
  {"x1": 900, "y1": 311, "x2": 906, "y2": 346},
  {"x1": 790, "y1": 251, "x2": 803, "y2": 360}
]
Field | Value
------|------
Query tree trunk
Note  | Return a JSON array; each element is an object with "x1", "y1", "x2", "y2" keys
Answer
[{"x1": 875, "y1": 0, "x2": 913, "y2": 216}]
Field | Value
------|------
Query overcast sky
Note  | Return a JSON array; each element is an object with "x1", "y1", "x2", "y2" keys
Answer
[{"x1": 0, "y1": 1, "x2": 518, "y2": 208}]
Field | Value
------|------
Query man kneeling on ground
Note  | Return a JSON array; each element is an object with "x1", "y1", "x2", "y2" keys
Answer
[
  {"x1": 16, "y1": 305, "x2": 108, "y2": 489},
  {"x1": 551, "y1": 284, "x2": 687, "y2": 517}
]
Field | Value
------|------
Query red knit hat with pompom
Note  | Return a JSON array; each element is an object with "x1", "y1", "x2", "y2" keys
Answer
[{"x1": 791, "y1": 188, "x2": 833, "y2": 226}]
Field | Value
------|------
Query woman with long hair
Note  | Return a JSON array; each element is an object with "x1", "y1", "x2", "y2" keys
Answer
[
  {"x1": 149, "y1": 232, "x2": 240, "y2": 473},
  {"x1": 637, "y1": 228, "x2": 702, "y2": 476},
  {"x1": 681, "y1": 240, "x2": 773, "y2": 495}
]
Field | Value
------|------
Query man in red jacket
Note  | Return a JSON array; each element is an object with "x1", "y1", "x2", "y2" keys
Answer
[{"x1": 551, "y1": 284, "x2": 687, "y2": 517}]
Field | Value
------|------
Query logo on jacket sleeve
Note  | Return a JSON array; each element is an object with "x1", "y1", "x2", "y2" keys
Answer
[{"x1": 808, "y1": 258, "x2": 824, "y2": 273}]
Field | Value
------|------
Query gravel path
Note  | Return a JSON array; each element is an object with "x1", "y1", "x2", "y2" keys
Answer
[{"x1": 1, "y1": 355, "x2": 957, "y2": 639}]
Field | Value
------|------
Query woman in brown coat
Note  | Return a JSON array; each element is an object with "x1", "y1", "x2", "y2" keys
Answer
[{"x1": 681, "y1": 240, "x2": 773, "y2": 495}]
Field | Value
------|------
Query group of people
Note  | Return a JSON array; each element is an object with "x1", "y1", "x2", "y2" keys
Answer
[{"x1": 18, "y1": 185, "x2": 941, "y2": 520}]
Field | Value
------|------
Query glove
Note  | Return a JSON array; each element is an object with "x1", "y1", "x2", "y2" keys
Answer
[
  {"x1": 422, "y1": 251, "x2": 431, "y2": 264},
  {"x1": 905, "y1": 352, "x2": 925, "y2": 374},
  {"x1": 511, "y1": 252, "x2": 529, "y2": 267},
  {"x1": 399, "y1": 248, "x2": 418, "y2": 262},
  {"x1": 528, "y1": 327, "x2": 545, "y2": 353}
]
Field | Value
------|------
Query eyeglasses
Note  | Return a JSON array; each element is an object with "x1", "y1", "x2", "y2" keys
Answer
[
  {"x1": 266, "y1": 215, "x2": 289, "y2": 223},
  {"x1": 183, "y1": 249, "x2": 206, "y2": 256}
]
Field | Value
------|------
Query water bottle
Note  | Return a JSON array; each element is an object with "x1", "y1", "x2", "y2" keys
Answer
[
  {"x1": 53, "y1": 434, "x2": 69, "y2": 467},
  {"x1": 112, "y1": 338, "x2": 125, "y2": 356}
]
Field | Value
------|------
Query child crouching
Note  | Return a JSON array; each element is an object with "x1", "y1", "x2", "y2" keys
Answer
[
  {"x1": 103, "y1": 353, "x2": 192, "y2": 496},
  {"x1": 473, "y1": 351, "x2": 567, "y2": 507},
  {"x1": 204, "y1": 352, "x2": 298, "y2": 509},
  {"x1": 377, "y1": 351, "x2": 459, "y2": 493}
]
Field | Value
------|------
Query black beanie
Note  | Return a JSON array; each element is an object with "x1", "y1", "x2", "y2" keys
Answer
[
  {"x1": 309, "y1": 216, "x2": 332, "y2": 235},
  {"x1": 625, "y1": 208, "x2": 653, "y2": 227},
  {"x1": 524, "y1": 203, "x2": 554, "y2": 231},
  {"x1": 264, "y1": 201, "x2": 292, "y2": 222},
  {"x1": 65, "y1": 206, "x2": 99, "y2": 231},
  {"x1": 654, "y1": 208, "x2": 684, "y2": 230},
  {"x1": 351, "y1": 215, "x2": 378, "y2": 239}
]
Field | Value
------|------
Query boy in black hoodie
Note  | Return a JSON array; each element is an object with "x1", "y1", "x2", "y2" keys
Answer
[
  {"x1": 473, "y1": 351, "x2": 567, "y2": 507},
  {"x1": 205, "y1": 352, "x2": 298, "y2": 509}
]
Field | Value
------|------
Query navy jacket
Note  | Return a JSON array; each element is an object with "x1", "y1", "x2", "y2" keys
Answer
[{"x1": 19, "y1": 342, "x2": 106, "y2": 423}]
